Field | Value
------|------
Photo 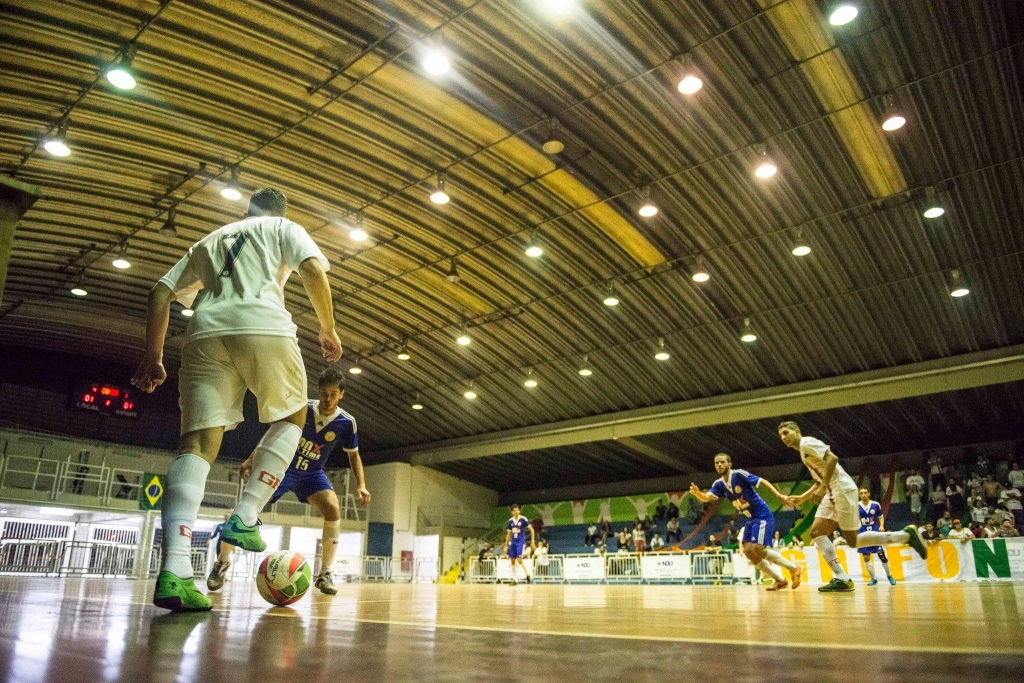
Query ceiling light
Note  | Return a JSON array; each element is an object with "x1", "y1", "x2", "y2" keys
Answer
[
  {"x1": 637, "y1": 187, "x2": 658, "y2": 218},
  {"x1": 525, "y1": 232, "x2": 543, "y2": 258},
  {"x1": 523, "y1": 368, "x2": 538, "y2": 388},
  {"x1": 349, "y1": 357, "x2": 363, "y2": 375},
  {"x1": 540, "y1": 0, "x2": 576, "y2": 15},
  {"x1": 423, "y1": 48, "x2": 451, "y2": 76},
  {"x1": 923, "y1": 206, "x2": 945, "y2": 219},
  {"x1": 181, "y1": 308, "x2": 194, "y2": 317},
  {"x1": 160, "y1": 207, "x2": 177, "y2": 237},
  {"x1": 541, "y1": 118, "x2": 564, "y2": 154},
  {"x1": 456, "y1": 323, "x2": 471, "y2": 346},
  {"x1": 880, "y1": 93, "x2": 905, "y2": 132},
  {"x1": 740, "y1": 318, "x2": 758, "y2": 343},
  {"x1": 446, "y1": 257, "x2": 460, "y2": 283},
  {"x1": 411, "y1": 393, "x2": 424, "y2": 410},
  {"x1": 691, "y1": 258, "x2": 710, "y2": 283},
  {"x1": 949, "y1": 269, "x2": 970, "y2": 298},
  {"x1": 43, "y1": 119, "x2": 71, "y2": 157},
  {"x1": 430, "y1": 173, "x2": 450, "y2": 204},
  {"x1": 397, "y1": 341, "x2": 411, "y2": 361},
  {"x1": 112, "y1": 243, "x2": 131, "y2": 269},
  {"x1": 70, "y1": 273, "x2": 88, "y2": 297},
  {"x1": 105, "y1": 46, "x2": 138, "y2": 90},
  {"x1": 602, "y1": 289, "x2": 620, "y2": 307},
  {"x1": 654, "y1": 338, "x2": 670, "y2": 361},
  {"x1": 922, "y1": 187, "x2": 944, "y2": 218},
  {"x1": 829, "y1": 4, "x2": 858, "y2": 26},
  {"x1": 349, "y1": 211, "x2": 368, "y2": 241},
  {"x1": 882, "y1": 114, "x2": 906, "y2": 132},
  {"x1": 221, "y1": 168, "x2": 242, "y2": 201},
  {"x1": 791, "y1": 232, "x2": 811, "y2": 256},
  {"x1": 578, "y1": 355, "x2": 593, "y2": 377},
  {"x1": 754, "y1": 159, "x2": 777, "y2": 179},
  {"x1": 463, "y1": 382, "x2": 478, "y2": 400},
  {"x1": 678, "y1": 75, "x2": 703, "y2": 95}
]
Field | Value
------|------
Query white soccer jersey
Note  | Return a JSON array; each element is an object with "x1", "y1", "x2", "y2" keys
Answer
[
  {"x1": 799, "y1": 436, "x2": 857, "y2": 494},
  {"x1": 159, "y1": 216, "x2": 328, "y2": 344}
]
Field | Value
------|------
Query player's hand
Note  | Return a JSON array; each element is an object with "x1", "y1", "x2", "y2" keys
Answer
[
  {"x1": 809, "y1": 490, "x2": 825, "y2": 505},
  {"x1": 356, "y1": 487, "x2": 371, "y2": 507},
  {"x1": 239, "y1": 458, "x2": 254, "y2": 480},
  {"x1": 319, "y1": 326, "x2": 342, "y2": 362},
  {"x1": 689, "y1": 483, "x2": 701, "y2": 496},
  {"x1": 131, "y1": 357, "x2": 167, "y2": 393},
  {"x1": 780, "y1": 495, "x2": 796, "y2": 508}
]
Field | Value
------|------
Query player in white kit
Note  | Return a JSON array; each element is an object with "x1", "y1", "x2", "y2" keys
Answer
[
  {"x1": 132, "y1": 188, "x2": 342, "y2": 612},
  {"x1": 777, "y1": 421, "x2": 928, "y2": 592}
]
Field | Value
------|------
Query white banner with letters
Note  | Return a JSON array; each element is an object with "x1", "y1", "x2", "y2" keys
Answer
[
  {"x1": 563, "y1": 556, "x2": 606, "y2": 580},
  {"x1": 640, "y1": 553, "x2": 690, "y2": 580},
  {"x1": 332, "y1": 555, "x2": 362, "y2": 577}
]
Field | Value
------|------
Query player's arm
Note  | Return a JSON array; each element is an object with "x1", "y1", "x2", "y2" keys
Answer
[
  {"x1": 878, "y1": 513, "x2": 885, "y2": 532},
  {"x1": 529, "y1": 524, "x2": 536, "y2": 551},
  {"x1": 756, "y1": 477, "x2": 788, "y2": 502},
  {"x1": 786, "y1": 482, "x2": 824, "y2": 507},
  {"x1": 131, "y1": 282, "x2": 174, "y2": 393},
  {"x1": 297, "y1": 256, "x2": 342, "y2": 362},
  {"x1": 689, "y1": 482, "x2": 717, "y2": 503},
  {"x1": 346, "y1": 449, "x2": 371, "y2": 506},
  {"x1": 503, "y1": 529, "x2": 511, "y2": 554}
]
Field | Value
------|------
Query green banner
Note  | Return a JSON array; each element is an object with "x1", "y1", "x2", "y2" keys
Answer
[{"x1": 139, "y1": 472, "x2": 164, "y2": 510}]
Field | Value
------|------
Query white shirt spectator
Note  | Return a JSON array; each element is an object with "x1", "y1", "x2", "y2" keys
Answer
[
  {"x1": 999, "y1": 487, "x2": 1022, "y2": 511},
  {"x1": 1009, "y1": 467, "x2": 1024, "y2": 490},
  {"x1": 967, "y1": 475, "x2": 984, "y2": 500},
  {"x1": 666, "y1": 518, "x2": 680, "y2": 532},
  {"x1": 650, "y1": 536, "x2": 664, "y2": 551},
  {"x1": 930, "y1": 487, "x2": 947, "y2": 504},
  {"x1": 533, "y1": 544, "x2": 549, "y2": 566},
  {"x1": 970, "y1": 500, "x2": 990, "y2": 524},
  {"x1": 588, "y1": 524, "x2": 597, "y2": 536},
  {"x1": 947, "y1": 525, "x2": 974, "y2": 543},
  {"x1": 632, "y1": 528, "x2": 646, "y2": 543}
]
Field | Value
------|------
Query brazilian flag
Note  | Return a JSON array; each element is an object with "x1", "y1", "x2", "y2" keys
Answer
[{"x1": 140, "y1": 473, "x2": 164, "y2": 510}]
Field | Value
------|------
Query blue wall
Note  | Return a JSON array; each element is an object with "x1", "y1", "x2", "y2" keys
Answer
[{"x1": 367, "y1": 522, "x2": 394, "y2": 557}]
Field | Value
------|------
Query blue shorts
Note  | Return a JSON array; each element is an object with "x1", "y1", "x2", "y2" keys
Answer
[
  {"x1": 859, "y1": 546, "x2": 883, "y2": 555},
  {"x1": 739, "y1": 517, "x2": 774, "y2": 547},
  {"x1": 270, "y1": 469, "x2": 333, "y2": 504},
  {"x1": 508, "y1": 543, "x2": 526, "y2": 559}
]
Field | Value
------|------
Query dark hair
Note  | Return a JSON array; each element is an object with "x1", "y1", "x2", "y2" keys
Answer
[
  {"x1": 247, "y1": 187, "x2": 287, "y2": 217},
  {"x1": 510, "y1": 503, "x2": 521, "y2": 511},
  {"x1": 318, "y1": 368, "x2": 345, "y2": 391},
  {"x1": 778, "y1": 420, "x2": 800, "y2": 431}
]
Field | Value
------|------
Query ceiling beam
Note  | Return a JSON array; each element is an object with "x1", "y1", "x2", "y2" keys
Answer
[
  {"x1": 616, "y1": 437, "x2": 695, "y2": 474},
  {"x1": 388, "y1": 344, "x2": 1024, "y2": 466}
]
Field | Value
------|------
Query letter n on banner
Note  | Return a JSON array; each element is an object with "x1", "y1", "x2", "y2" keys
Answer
[{"x1": 973, "y1": 539, "x2": 1011, "y2": 579}]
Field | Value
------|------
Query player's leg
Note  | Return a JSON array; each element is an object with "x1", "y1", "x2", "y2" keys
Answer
[
  {"x1": 810, "y1": 514, "x2": 854, "y2": 591},
  {"x1": 877, "y1": 548, "x2": 896, "y2": 585},
  {"x1": 207, "y1": 540, "x2": 234, "y2": 592},
  {"x1": 863, "y1": 550, "x2": 878, "y2": 585},
  {"x1": 307, "y1": 487, "x2": 342, "y2": 594}
]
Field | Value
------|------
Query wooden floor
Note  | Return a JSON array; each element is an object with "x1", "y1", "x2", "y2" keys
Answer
[{"x1": 0, "y1": 577, "x2": 1021, "y2": 682}]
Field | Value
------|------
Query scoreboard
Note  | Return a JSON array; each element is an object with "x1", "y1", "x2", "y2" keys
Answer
[{"x1": 74, "y1": 381, "x2": 139, "y2": 418}]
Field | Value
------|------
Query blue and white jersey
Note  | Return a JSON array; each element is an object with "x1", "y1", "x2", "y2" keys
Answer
[
  {"x1": 291, "y1": 400, "x2": 358, "y2": 473},
  {"x1": 507, "y1": 516, "x2": 531, "y2": 547},
  {"x1": 710, "y1": 469, "x2": 772, "y2": 521},
  {"x1": 859, "y1": 501, "x2": 882, "y2": 532}
]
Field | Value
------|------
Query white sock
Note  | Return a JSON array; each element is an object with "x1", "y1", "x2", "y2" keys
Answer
[
  {"x1": 764, "y1": 548, "x2": 797, "y2": 571},
  {"x1": 865, "y1": 558, "x2": 876, "y2": 580},
  {"x1": 161, "y1": 454, "x2": 211, "y2": 579},
  {"x1": 881, "y1": 558, "x2": 893, "y2": 578},
  {"x1": 321, "y1": 520, "x2": 341, "y2": 573},
  {"x1": 813, "y1": 535, "x2": 850, "y2": 581},
  {"x1": 856, "y1": 530, "x2": 909, "y2": 547},
  {"x1": 232, "y1": 422, "x2": 301, "y2": 526},
  {"x1": 757, "y1": 560, "x2": 784, "y2": 582}
]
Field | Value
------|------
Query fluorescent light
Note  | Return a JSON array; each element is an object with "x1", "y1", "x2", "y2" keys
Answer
[
  {"x1": 38, "y1": 507, "x2": 76, "y2": 516},
  {"x1": 423, "y1": 50, "x2": 451, "y2": 75},
  {"x1": 525, "y1": 243, "x2": 544, "y2": 258},
  {"x1": 923, "y1": 207, "x2": 944, "y2": 219},
  {"x1": 638, "y1": 202, "x2": 658, "y2": 218},
  {"x1": 950, "y1": 287, "x2": 969, "y2": 298},
  {"x1": 70, "y1": 287, "x2": 88, "y2": 297},
  {"x1": 181, "y1": 308, "x2": 194, "y2": 317},
  {"x1": 44, "y1": 138, "x2": 71, "y2": 157},
  {"x1": 792, "y1": 244, "x2": 812, "y2": 256},
  {"x1": 412, "y1": 402, "x2": 424, "y2": 410},
  {"x1": 678, "y1": 75, "x2": 703, "y2": 95},
  {"x1": 755, "y1": 161, "x2": 777, "y2": 179},
  {"x1": 349, "y1": 228, "x2": 368, "y2": 241},
  {"x1": 882, "y1": 115, "x2": 906, "y2": 131},
  {"x1": 829, "y1": 5, "x2": 858, "y2": 26}
]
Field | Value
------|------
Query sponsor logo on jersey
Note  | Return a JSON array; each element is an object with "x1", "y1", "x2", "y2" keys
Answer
[
  {"x1": 735, "y1": 486, "x2": 742, "y2": 494},
  {"x1": 325, "y1": 431, "x2": 335, "y2": 442}
]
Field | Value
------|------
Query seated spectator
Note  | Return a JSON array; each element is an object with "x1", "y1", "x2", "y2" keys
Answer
[
  {"x1": 654, "y1": 499, "x2": 667, "y2": 522},
  {"x1": 946, "y1": 519, "x2": 973, "y2": 544},
  {"x1": 593, "y1": 539, "x2": 606, "y2": 556},
  {"x1": 706, "y1": 534, "x2": 722, "y2": 551},
  {"x1": 983, "y1": 474, "x2": 1002, "y2": 507},
  {"x1": 600, "y1": 519, "x2": 612, "y2": 545},
  {"x1": 772, "y1": 530, "x2": 785, "y2": 548},
  {"x1": 666, "y1": 500, "x2": 680, "y2": 519},
  {"x1": 920, "y1": 523, "x2": 939, "y2": 543},
  {"x1": 946, "y1": 479, "x2": 965, "y2": 516},
  {"x1": 991, "y1": 504, "x2": 1014, "y2": 527},
  {"x1": 967, "y1": 473, "x2": 984, "y2": 502},
  {"x1": 650, "y1": 533, "x2": 664, "y2": 551},
  {"x1": 905, "y1": 470, "x2": 926, "y2": 525},
  {"x1": 997, "y1": 519, "x2": 1020, "y2": 538},
  {"x1": 585, "y1": 523, "x2": 598, "y2": 547},
  {"x1": 642, "y1": 515, "x2": 653, "y2": 533},
  {"x1": 1009, "y1": 461, "x2": 1024, "y2": 490},
  {"x1": 968, "y1": 496, "x2": 989, "y2": 525},
  {"x1": 927, "y1": 452, "x2": 945, "y2": 490},
  {"x1": 788, "y1": 536, "x2": 805, "y2": 549},
  {"x1": 969, "y1": 521, "x2": 984, "y2": 538},
  {"x1": 983, "y1": 517, "x2": 999, "y2": 538},
  {"x1": 930, "y1": 484, "x2": 947, "y2": 521},
  {"x1": 665, "y1": 517, "x2": 681, "y2": 544},
  {"x1": 999, "y1": 483, "x2": 1023, "y2": 529},
  {"x1": 616, "y1": 528, "x2": 630, "y2": 554},
  {"x1": 833, "y1": 530, "x2": 848, "y2": 546},
  {"x1": 937, "y1": 511, "x2": 953, "y2": 537}
]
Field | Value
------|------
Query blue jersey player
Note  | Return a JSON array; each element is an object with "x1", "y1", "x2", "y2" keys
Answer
[
  {"x1": 208, "y1": 369, "x2": 371, "y2": 595},
  {"x1": 858, "y1": 488, "x2": 896, "y2": 586},
  {"x1": 690, "y1": 453, "x2": 802, "y2": 590},
  {"x1": 503, "y1": 504, "x2": 535, "y2": 584}
]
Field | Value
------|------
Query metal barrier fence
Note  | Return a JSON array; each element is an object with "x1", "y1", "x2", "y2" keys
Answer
[
  {"x1": 1, "y1": 540, "x2": 143, "y2": 577},
  {"x1": 532, "y1": 555, "x2": 563, "y2": 583},
  {"x1": 413, "y1": 558, "x2": 439, "y2": 583},
  {"x1": 690, "y1": 550, "x2": 732, "y2": 583},
  {"x1": 605, "y1": 554, "x2": 642, "y2": 581},
  {"x1": 468, "y1": 551, "x2": 743, "y2": 584},
  {"x1": 147, "y1": 546, "x2": 209, "y2": 579}
]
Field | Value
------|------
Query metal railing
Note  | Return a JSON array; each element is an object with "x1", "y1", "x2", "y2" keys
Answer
[
  {"x1": 0, "y1": 540, "x2": 141, "y2": 576},
  {"x1": 413, "y1": 557, "x2": 439, "y2": 583},
  {"x1": 467, "y1": 557, "x2": 498, "y2": 583},
  {"x1": 147, "y1": 546, "x2": 209, "y2": 579},
  {"x1": 0, "y1": 540, "x2": 62, "y2": 573},
  {"x1": 690, "y1": 550, "x2": 732, "y2": 583},
  {"x1": 362, "y1": 555, "x2": 391, "y2": 581},
  {"x1": 606, "y1": 554, "x2": 642, "y2": 581},
  {"x1": 532, "y1": 555, "x2": 563, "y2": 583}
]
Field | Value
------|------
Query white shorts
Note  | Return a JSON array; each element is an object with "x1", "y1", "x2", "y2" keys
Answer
[
  {"x1": 178, "y1": 335, "x2": 307, "y2": 434},
  {"x1": 815, "y1": 484, "x2": 861, "y2": 531}
]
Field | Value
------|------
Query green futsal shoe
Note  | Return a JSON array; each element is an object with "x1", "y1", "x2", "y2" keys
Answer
[
  {"x1": 153, "y1": 571, "x2": 212, "y2": 612},
  {"x1": 220, "y1": 514, "x2": 266, "y2": 552},
  {"x1": 903, "y1": 525, "x2": 928, "y2": 560},
  {"x1": 818, "y1": 577, "x2": 855, "y2": 593}
]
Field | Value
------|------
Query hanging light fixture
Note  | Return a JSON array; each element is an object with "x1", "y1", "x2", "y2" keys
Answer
[
  {"x1": 654, "y1": 338, "x2": 670, "y2": 361},
  {"x1": 922, "y1": 187, "x2": 944, "y2": 218},
  {"x1": 541, "y1": 119, "x2": 564, "y2": 155},
  {"x1": 754, "y1": 146, "x2": 777, "y2": 179},
  {"x1": 676, "y1": 54, "x2": 703, "y2": 95},
  {"x1": 105, "y1": 45, "x2": 138, "y2": 90},
  {"x1": 828, "y1": 3, "x2": 859, "y2": 26},
  {"x1": 791, "y1": 230, "x2": 811, "y2": 256},
  {"x1": 578, "y1": 355, "x2": 593, "y2": 377},
  {"x1": 43, "y1": 119, "x2": 71, "y2": 157},
  {"x1": 430, "y1": 173, "x2": 450, "y2": 205},
  {"x1": 523, "y1": 368, "x2": 538, "y2": 388},
  {"x1": 948, "y1": 269, "x2": 970, "y2": 298},
  {"x1": 348, "y1": 211, "x2": 368, "y2": 241},
  {"x1": 422, "y1": 45, "x2": 451, "y2": 75},
  {"x1": 740, "y1": 318, "x2": 758, "y2": 343},
  {"x1": 456, "y1": 323, "x2": 471, "y2": 346},
  {"x1": 602, "y1": 286, "x2": 620, "y2": 307},
  {"x1": 396, "y1": 340, "x2": 411, "y2": 361},
  {"x1": 637, "y1": 187, "x2": 658, "y2": 218},
  {"x1": 691, "y1": 257, "x2": 710, "y2": 283},
  {"x1": 221, "y1": 168, "x2": 242, "y2": 201},
  {"x1": 411, "y1": 393, "x2": 424, "y2": 410},
  {"x1": 463, "y1": 381, "x2": 478, "y2": 400},
  {"x1": 69, "y1": 273, "x2": 87, "y2": 297},
  {"x1": 349, "y1": 357, "x2": 363, "y2": 375},
  {"x1": 446, "y1": 256, "x2": 460, "y2": 283},
  {"x1": 525, "y1": 231, "x2": 543, "y2": 258},
  {"x1": 111, "y1": 243, "x2": 131, "y2": 269},
  {"x1": 880, "y1": 93, "x2": 906, "y2": 132},
  {"x1": 160, "y1": 207, "x2": 177, "y2": 237}
]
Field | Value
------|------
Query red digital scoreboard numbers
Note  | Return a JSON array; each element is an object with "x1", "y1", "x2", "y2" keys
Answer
[{"x1": 75, "y1": 382, "x2": 139, "y2": 418}]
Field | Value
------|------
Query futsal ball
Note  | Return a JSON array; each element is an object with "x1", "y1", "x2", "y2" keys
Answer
[{"x1": 256, "y1": 550, "x2": 311, "y2": 606}]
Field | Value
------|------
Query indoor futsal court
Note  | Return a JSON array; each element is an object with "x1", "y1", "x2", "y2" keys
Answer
[{"x1": 2, "y1": 0, "x2": 1024, "y2": 682}]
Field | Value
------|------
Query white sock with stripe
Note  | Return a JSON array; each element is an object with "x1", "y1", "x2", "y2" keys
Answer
[
  {"x1": 764, "y1": 548, "x2": 798, "y2": 572},
  {"x1": 813, "y1": 535, "x2": 851, "y2": 581},
  {"x1": 321, "y1": 519, "x2": 341, "y2": 574},
  {"x1": 161, "y1": 454, "x2": 210, "y2": 579},
  {"x1": 233, "y1": 421, "x2": 301, "y2": 526},
  {"x1": 856, "y1": 530, "x2": 908, "y2": 547},
  {"x1": 881, "y1": 557, "x2": 893, "y2": 578},
  {"x1": 757, "y1": 560, "x2": 784, "y2": 582}
]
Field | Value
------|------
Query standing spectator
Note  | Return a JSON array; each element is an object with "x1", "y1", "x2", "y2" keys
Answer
[
  {"x1": 585, "y1": 522, "x2": 598, "y2": 547},
  {"x1": 946, "y1": 478, "x2": 965, "y2": 516},
  {"x1": 983, "y1": 475, "x2": 1002, "y2": 508},
  {"x1": 937, "y1": 511, "x2": 953, "y2": 538},
  {"x1": 1008, "y1": 462, "x2": 1024, "y2": 491},
  {"x1": 654, "y1": 499, "x2": 667, "y2": 522},
  {"x1": 666, "y1": 499, "x2": 680, "y2": 520},
  {"x1": 1000, "y1": 483, "x2": 1024, "y2": 530},
  {"x1": 650, "y1": 533, "x2": 664, "y2": 551},
  {"x1": 665, "y1": 517, "x2": 681, "y2": 544},
  {"x1": 983, "y1": 517, "x2": 1000, "y2": 538},
  {"x1": 927, "y1": 452, "x2": 945, "y2": 491},
  {"x1": 967, "y1": 473, "x2": 985, "y2": 506},
  {"x1": 930, "y1": 483, "x2": 947, "y2": 521},
  {"x1": 969, "y1": 497, "x2": 989, "y2": 526},
  {"x1": 946, "y1": 519, "x2": 973, "y2": 544},
  {"x1": 997, "y1": 519, "x2": 1020, "y2": 538},
  {"x1": 600, "y1": 519, "x2": 612, "y2": 546},
  {"x1": 905, "y1": 470, "x2": 926, "y2": 525},
  {"x1": 632, "y1": 522, "x2": 647, "y2": 556},
  {"x1": 973, "y1": 453, "x2": 991, "y2": 479}
]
